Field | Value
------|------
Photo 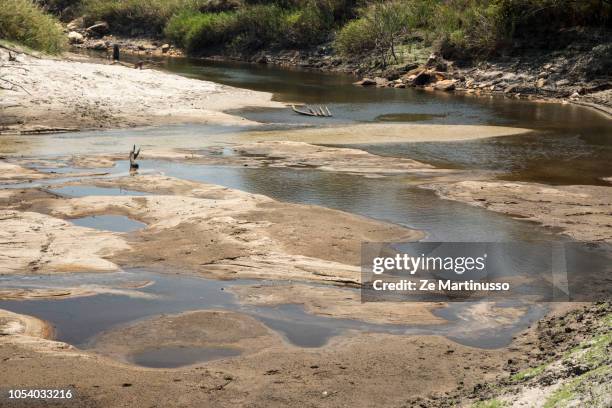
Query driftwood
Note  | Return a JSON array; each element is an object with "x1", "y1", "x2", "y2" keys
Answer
[
  {"x1": 0, "y1": 77, "x2": 31, "y2": 95},
  {"x1": 291, "y1": 104, "x2": 333, "y2": 117}
]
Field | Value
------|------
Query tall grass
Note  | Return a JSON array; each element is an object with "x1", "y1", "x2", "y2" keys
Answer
[
  {"x1": 335, "y1": 0, "x2": 611, "y2": 63},
  {"x1": 165, "y1": 10, "x2": 238, "y2": 51},
  {"x1": 81, "y1": 0, "x2": 215, "y2": 35},
  {"x1": 0, "y1": 0, "x2": 67, "y2": 53},
  {"x1": 165, "y1": 0, "x2": 349, "y2": 53}
]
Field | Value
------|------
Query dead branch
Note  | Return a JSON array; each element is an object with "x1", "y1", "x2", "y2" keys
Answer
[
  {"x1": 0, "y1": 44, "x2": 42, "y2": 59},
  {"x1": 0, "y1": 77, "x2": 31, "y2": 95}
]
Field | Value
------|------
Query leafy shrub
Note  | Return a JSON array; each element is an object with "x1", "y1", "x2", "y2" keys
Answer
[
  {"x1": 82, "y1": 0, "x2": 214, "y2": 35},
  {"x1": 166, "y1": 10, "x2": 237, "y2": 51},
  {"x1": 334, "y1": 17, "x2": 376, "y2": 56},
  {"x1": 334, "y1": 1, "x2": 414, "y2": 64},
  {"x1": 0, "y1": 0, "x2": 66, "y2": 53},
  {"x1": 284, "y1": 1, "x2": 334, "y2": 47}
]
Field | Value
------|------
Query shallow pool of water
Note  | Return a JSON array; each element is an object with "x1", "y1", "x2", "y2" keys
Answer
[
  {"x1": 0, "y1": 270, "x2": 546, "y2": 355},
  {"x1": 50, "y1": 185, "x2": 152, "y2": 197},
  {"x1": 69, "y1": 215, "x2": 146, "y2": 233}
]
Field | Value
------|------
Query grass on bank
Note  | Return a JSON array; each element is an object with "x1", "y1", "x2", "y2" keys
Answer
[
  {"x1": 27, "y1": 0, "x2": 612, "y2": 63},
  {"x1": 0, "y1": 0, "x2": 66, "y2": 54},
  {"x1": 164, "y1": 0, "x2": 353, "y2": 53},
  {"x1": 335, "y1": 0, "x2": 611, "y2": 62}
]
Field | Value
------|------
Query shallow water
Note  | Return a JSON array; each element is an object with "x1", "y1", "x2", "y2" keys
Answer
[
  {"x1": 0, "y1": 270, "x2": 545, "y2": 356},
  {"x1": 139, "y1": 159, "x2": 562, "y2": 242},
  {"x1": 50, "y1": 185, "x2": 152, "y2": 197},
  {"x1": 69, "y1": 215, "x2": 146, "y2": 233}
]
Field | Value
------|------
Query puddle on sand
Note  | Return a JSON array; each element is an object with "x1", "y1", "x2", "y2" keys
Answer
[
  {"x1": 50, "y1": 185, "x2": 152, "y2": 197},
  {"x1": 0, "y1": 270, "x2": 546, "y2": 362},
  {"x1": 69, "y1": 215, "x2": 146, "y2": 233},
  {"x1": 130, "y1": 346, "x2": 241, "y2": 368}
]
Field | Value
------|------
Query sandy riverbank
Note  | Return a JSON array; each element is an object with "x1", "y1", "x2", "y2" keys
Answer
[
  {"x1": 0, "y1": 49, "x2": 282, "y2": 134},
  {"x1": 424, "y1": 180, "x2": 612, "y2": 242},
  {"x1": 3, "y1": 174, "x2": 421, "y2": 283}
]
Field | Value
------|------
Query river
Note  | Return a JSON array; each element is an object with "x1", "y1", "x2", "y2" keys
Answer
[{"x1": 0, "y1": 55, "x2": 610, "y2": 366}]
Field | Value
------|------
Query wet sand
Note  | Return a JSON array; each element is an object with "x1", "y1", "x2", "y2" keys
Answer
[
  {"x1": 5, "y1": 174, "x2": 421, "y2": 283},
  {"x1": 236, "y1": 123, "x2": 532, "y2": 144},
  {"x1": 424, "y1": 180, "x2": 612, "y2": 242}
]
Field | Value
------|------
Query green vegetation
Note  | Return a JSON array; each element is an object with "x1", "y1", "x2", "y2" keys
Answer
[
  {"x1": 0, "y1": 0, "x2": 66, "y2": 53},
  {"x1": 19, "y1": 0, "x2": 610, "y2": 60},
  {"x1": 471, "y1": 399, "x2": 508, "y2": 408},
  {"x1": 510, "y1": 362, "x2": 547, "y2": 382},
  {"x1": 543, "y1": 365, "x2": 612, "y2": 408},
  {"x1": 335, "y1": 0, "x2": 611, "y2": 63},
  {"x1": 81, "y1": 0, "x2": 216, "y2": 35},
  {"x1": 165, "y1": 0, "x2": 356, "y2": 53}
]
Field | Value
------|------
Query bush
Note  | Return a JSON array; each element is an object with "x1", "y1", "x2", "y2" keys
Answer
[
  {"x1": 433, "y1": 0, "x2": 504, "y2": 56},
  {"x1": 284, "y1": 1, "x2": 334, "y2": 47},
  {"x1": 0, "y1": 0, "x2": 66, "y2": 53},
  {"x1": 166, "y1": 10, "x2": 237, "y2": 51},
  {"x1": 36, "y1": 0, "x2": 84, "y2": 21},
  {"x1": 334, "y1": 1, "x2": 415, "y2": 64},
  {"x1": 82, "y1": 0, "x2": 213, "y2": 36},
  {"x1": 334, "y1": 17, "x2": 375, "y2": 56},
  {"x1": 231, "y1": 4, "x2": 287, "y2": 49}
]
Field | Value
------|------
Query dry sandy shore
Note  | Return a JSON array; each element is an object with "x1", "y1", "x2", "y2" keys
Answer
[
  {"x1": 424, "y1": 180, "x2": 612, "y2": 242},
  {"x1": 0, "y1": 49, "x2": 282, "y2": 133}
]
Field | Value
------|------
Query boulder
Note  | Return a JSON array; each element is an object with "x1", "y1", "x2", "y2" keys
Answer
[
  {"x1": 412, "y1": 70, "x2": 436, "y2": 86},
  {"x1": 161, "y1": 44, "x2": 171, "y2": 53},
  {"x1": 86, "y1": 22, "x2": 110, "y2": 38},
  {"x1": 67, "y1": 17, "x2": 85, "y2": 31},
  {"x1": 536, "y1": 78, "x2": 548, "y2": 88},
  {"x1": 353, "y1": 78, "x2": 376, "y2": 86},
  {"x1": 433, "y1": 79, "x2": 457, "y2": 92},
  {"x1": 88, "y1": 40, "x2": 107, "y2": 51},
  {"x1": 374, "y1": 77, "x2": 390, "y2": 87},
  {"x1": 68, "y1": 31, "x2": 84, "y2": 44},
  {"x1": 255, "y1": 54, "x2": 268, "y2": 64}
]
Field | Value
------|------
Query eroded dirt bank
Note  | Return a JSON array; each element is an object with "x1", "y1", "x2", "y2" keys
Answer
[{"x1": 0, "y1": 49, "x2": 282, "y2": 134}]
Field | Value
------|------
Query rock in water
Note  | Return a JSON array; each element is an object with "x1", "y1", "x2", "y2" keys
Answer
[
  {"x1": 434, "y1": 79, "x2": 457, "y2": 91},
  {"x1": 353, "y1": 78, "x2": 376, "y2": 86}
]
